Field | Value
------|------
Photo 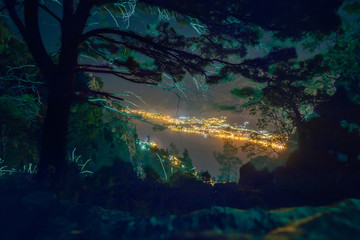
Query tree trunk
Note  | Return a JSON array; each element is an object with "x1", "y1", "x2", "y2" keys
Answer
[
  {"x1": 38, "y1": 76, "x2": 72, "y2": 187},
  {"x1": 37, "y1": 18, "x2": 85, "y2": 187}
]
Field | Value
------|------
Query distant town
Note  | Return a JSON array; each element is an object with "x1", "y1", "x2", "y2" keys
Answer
[{"x1": 125, "y1": 108, "x2": 286, "y2": 150}]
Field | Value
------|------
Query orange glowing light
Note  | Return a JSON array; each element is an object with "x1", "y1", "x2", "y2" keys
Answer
[{"x1": 123, "y1": 108, "x2": 286, "y2": 150}]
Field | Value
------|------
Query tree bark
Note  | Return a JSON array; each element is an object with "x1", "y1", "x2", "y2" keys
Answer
[{"x1": 38, "y1": 77, "x2": 72, "y2": 186}]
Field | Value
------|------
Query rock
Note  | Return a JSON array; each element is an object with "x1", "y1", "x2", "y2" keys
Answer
[
  {"x1": 265, "y1": 198, "x2": 360, "y2": 240},
  {"x1": 2, "y1": 191, "x2": 360, "y2": 239}
]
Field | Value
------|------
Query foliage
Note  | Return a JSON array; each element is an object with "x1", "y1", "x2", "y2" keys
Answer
[
  {"x1": 169, "y1": 171, "x2": 199, "y2": 187},
  {"x1": 68, "y1": 73, "x2": 135, "y2": 171},
  {"x1": 179, "y1": 148, "x2": 194, "y2": 173},
  {"x1": 0, "y1": 21, "x2": 43, "y2": 166},
  {"x1": 306, "y1": 0, "x2": 360, "y2": 145},
  {"x1": 198, "y1": 170, "x2": 212, "y2": 183},
  {"x1": 230, "y1": 87, "x2": 257, "y2": 99},
  {"x1": 230, "y1": 53, "x2": 333, "y2": 158},
  {"x1": 169, "y1": 142, "x2": 179, "y2": 156},
  {"x1": 144, "y1": 165, "x2": 162, "y2": 184},
  {"x1": 134, "y1": 140, "x2": 196, "y2": 181},
  {"x1": 214, "y1": 140, "x2": 242, "y2": 182},
  {"x1": 325, "y1": 18, "x2": 360, "y2": 107},
  {"x1": 223, "y1": 1, "x2": 360, "y2": 160}
]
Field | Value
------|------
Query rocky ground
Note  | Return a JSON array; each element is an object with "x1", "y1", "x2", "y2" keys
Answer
[{"x1": 1, "y1": 191, "x2": 360, "y2": 239}]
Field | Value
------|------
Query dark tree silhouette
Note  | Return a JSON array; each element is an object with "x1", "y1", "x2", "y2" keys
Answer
[
  {"x1": 1, "y1": 0, "x2": 343, "y2": 185},
  {"x1": 232, "y1": 53, "x2": 332, "y2": 158},
  {"x1": 199, "y1": 170, "x2": 211, "y2": 184},
  {"x1": 214, "y1": 140, "x2": 242, "y2": 182},
  {"x1": 180, "y1": 148, "x2": 194, "y2": 173}
]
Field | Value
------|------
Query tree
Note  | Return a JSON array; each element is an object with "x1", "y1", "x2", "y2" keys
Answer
[
  {"x1": 169, "y1": 142, "x2": 179, "y2": 156},
  {"x1": 241, "y1": 0, "x2": 360, "y2": 159},
  {"x1": 324, "y1": 2, "x2": 360, "y2": 112},
  {"x1": 240, "y1": 1, "x2": 360, "y2": 171},
  {"x1": 214, "y1": 140, "x2": 242, "y2": 182},
  {"x1": 232, "y1": 53, "x2": 332, "y2": 158},
  {"x1": 1, "y1": 0, "x2": 343, "y2": 185},
  {"x1": 180, "y1": 148, "x2": 194, "y2": 173},
  {"x1": 296, "y1": 1, "x2": 360, "y2": 165}
]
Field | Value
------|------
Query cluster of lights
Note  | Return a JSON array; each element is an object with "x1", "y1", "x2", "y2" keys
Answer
[
  {"x1": 137, "y1": 139, "x2": 157, "y2": 150},
  {"x1": 137, "y1": 138, "x2": 188, "y2": 170},
  {"x1": 169, "y1": 155, "x2": 183, "y2": 167},
  {"x1": 127, "y1": 109, "x2": 285, "y2": 150}
]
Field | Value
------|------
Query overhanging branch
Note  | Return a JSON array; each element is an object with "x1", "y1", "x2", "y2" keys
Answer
[
  {"x1": 77, "y1": 68, "x2": 158, "y2": 85},
  {"x1": 3, "y1": 0, "x2": 26, "y2": 36},
  {"x1": 38, "y1": 3, "x2": 62, "y2": 23}
]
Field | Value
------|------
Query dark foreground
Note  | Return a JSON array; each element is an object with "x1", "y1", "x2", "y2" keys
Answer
[{"x1": 1, "y1": 190, "x2": 360, "y2": 240}]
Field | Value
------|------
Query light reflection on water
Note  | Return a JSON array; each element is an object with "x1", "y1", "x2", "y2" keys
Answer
[{"x1": 134, "y1": 119, "x2": 250, "y2": 179}]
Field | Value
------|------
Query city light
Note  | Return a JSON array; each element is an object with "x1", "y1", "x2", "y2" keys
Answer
[{"x1": 125, "y1": 108, "x2": 286, "y2": 150}]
